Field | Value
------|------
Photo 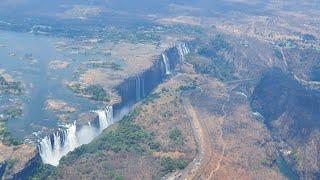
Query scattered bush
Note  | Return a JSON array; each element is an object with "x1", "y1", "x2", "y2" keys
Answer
[
  {"x1": 169, "y1": 128, "x2": 184, "y2": 145},
  {"x1": 3, "y1": 107, "x2": 22, "y2": 118},
  {"x1": 187, "y1": 36, "x2": 236, "y2": 82},
  {"x1": 68, "y1": 84, "x2": 110, "y2": 102},
  {"x1": 177, "y1": 80, "x2": 196, "y2": 92},
  {"x1": 114, "y1": 175, "x2": 125, "y2": 180},
  {"x1": 84, "y1": 85, "x2": 110, "y2": 101},
  {"x1": 143, "y1": 93, "x2": 160, "y2": 104},
  {"x1": 6, "y1": 159, "x2": 18, "y2": 170},
  {"x1": 261, "y1": 158, "x2": 273, "y2": 167},
  {"x1": 198, "y1": 35, "x2": 232, "y2": 58},
  {"x1": 68, "y1": 83, "x2": 81, "y2": 93},
  {"x1": 30, "y1": 164, "x2": 57, "y2": 180},
  {"x1": 160, "y1": 157, "x2": 188, "y2": 173},
  {"x1": 148, "y1": 141, "x2": 160, "y2": 151},
  {"x1": 302, "y1": 34, "x2": 316, "y2": 42},
  {"x1": 0, "y1": 75, "x2": 23, "y2": 94}
]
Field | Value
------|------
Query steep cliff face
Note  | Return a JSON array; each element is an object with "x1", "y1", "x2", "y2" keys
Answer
[
  {"x1": 251, "y1": 68, "x2": 320, "y2": 178},
  {"x1": 0, "y1": 149, "x2": 41, "y2": 180},
  {"x1": 0, "y1": 162, "x2": 6, "y2": 178},
  {"x1": 12, "y1": 153, "x2": 41, "y2": 179},
  {"x1": 113, "y1": 58, "x2": 165, "y2": 114},
  {"x1": 113, "y1": 46, "x2": 182, "y2": 116}
]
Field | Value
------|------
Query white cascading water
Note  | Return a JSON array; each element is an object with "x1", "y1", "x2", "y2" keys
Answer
[
  {"x1": 38, "y1": 122, "x2": 77, "y2": 166},
  {"x1": 162, "y1": 53, "x2": 171, "y2": 75},
  {"x1": 177, "y1": 43, "x2": 190, "y2": 62},
  {"x1": 98, "y1": 106, "x2": 113, "y2": 131},
  {"x1": 141, "y1": 76, "x2": 145, "y2": 98},
  {"x1": 136, "y1": 76, "x2": 141, "y2": 101},
  {"x1": 38, "y1": 106, "x2": 113, "y2": 166},
  {"x1": 182, "y1": 43, "x2": 190, "y2": 54}
]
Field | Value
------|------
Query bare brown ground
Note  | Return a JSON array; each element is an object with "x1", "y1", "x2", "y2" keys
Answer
[
  {"x1": 178, "y1": 87, "x2": 229, "y2": 180},
  {"x1": 175, "y1": 78, "x2": 285, "y2": 180}
]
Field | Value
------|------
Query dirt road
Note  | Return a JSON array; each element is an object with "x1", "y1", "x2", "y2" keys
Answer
[{"x1": 170, "y1": 91, "x2": 227, "y2": 180}]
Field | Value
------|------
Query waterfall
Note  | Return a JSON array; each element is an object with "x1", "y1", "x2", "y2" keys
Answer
[
  {"x1": 182, "y1": 43, "x2": 190, "y2": 54},
  {"x1": 162, "y1": 53, "x2": 171, "y2": 75},
  {"x1": 141, "y1": 76, "x2": 145, "y2": 98},
  {"x1": 38, "y1": 106, "x2": 113, "y2": 166},
  {"x1": 136, "y1": 76, "x2": 141, "y2": 101},
  {"x1": 98, "y1": 106, "x2": 113, "y2": 131},
  {"x1": 38, "y1": 122, "x2": 77, "y2": 166},
  {"x1": 177, "y1": 43, "x2": 190, "y2": 62}
]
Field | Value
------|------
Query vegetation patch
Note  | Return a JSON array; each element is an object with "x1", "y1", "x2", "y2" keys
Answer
[
  {"x1": 169, "y1": 128, "x2": 184, "y2": 145},
  {"x1": 84, "y1": 85, "x2": 110, "y2": 101},
  {"x1": 186, "y1": 35, "x2": 236, "y2": 82},
  {"x1": 0, "y1": 107, "x2": 23, "y2": 146},
  {"x1": 85, "y1": 61, "x2": 123, "y2": 71},
  {"x1": 3, "y1": 107, "x2": 23, "y2": 119},
  {"x1": 177, "y1": 80, "x2": 196, "y2": 92},
  {"x1": 0, "y1": 75, "x2": 23, "y2": 95},
  {"x1": 0, "y1": 127, "x2": 22, "y2": 146},
  {"x1": 59, "y1": 107, "x2": 155, "y2": 166},
  {"x1": 160, "y1": 157, "x2": 188, "y2": 173},
  {"x1": 30, "y1": 164, "x2": 57, "y2": 180},
  {"x1": 143, "y1": 92, "x2": 160, "y2": 104},
  {"x1": 68, "y1": 84, "x2": 110, "y2": 102},
  {"x1": 261, "y1": 158, "x2": 273, "y2": 167}
]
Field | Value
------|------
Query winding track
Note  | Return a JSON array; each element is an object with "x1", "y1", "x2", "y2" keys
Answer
[{"x1": 207, "y1": 94, "x2": 229, "y2": 179}]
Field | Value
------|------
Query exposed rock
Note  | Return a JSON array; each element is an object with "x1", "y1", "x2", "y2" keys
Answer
[{"x1": 46, "y1": 99, "x2": 76, "y2": 113}]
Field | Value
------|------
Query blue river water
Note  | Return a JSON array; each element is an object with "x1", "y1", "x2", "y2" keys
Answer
[{"x1": 0, "y1": 30, "x2": 99, "y2": 140}]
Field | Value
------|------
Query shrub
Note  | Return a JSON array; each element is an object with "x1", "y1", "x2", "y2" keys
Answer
[
  {"x1": 3, "y1": 107, "x2": 22, "y2": 118},
  {"x1": 148, "y1": 141, "x2": 160, "y2": 151},
  {"x1": 30, "y1": 164, "x2": 56, "y2": 180},
  {"x1": 187, "y1": 36, "x2": 236, "y2": 81},
  {"x1": 169, "y1": 128, "x2": 184, "y2": 145},
  {"x1": 261, "y1": 158, "x2": 273, "y2": 167},
  {"x1": 114, "y1": 175, "x2": 125, "y2": 180},
  {"x1": 84, "y1": 85, "x2": 110, "y2": 102},
  {"x1": 0, "y1": 75, "x2": 23, "y2": 94},
  {"x1": 160, "y1": 157, "x2": 188, "y2": 173}
]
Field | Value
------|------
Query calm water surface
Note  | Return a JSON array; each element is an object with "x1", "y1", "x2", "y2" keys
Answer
[{"x1": 0, "y1": 30, "x2": 100, "y2": 141}]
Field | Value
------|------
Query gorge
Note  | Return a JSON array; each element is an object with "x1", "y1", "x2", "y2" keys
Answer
[{"x1": 36, "y1": 42, "x2": 190, "y2": 168}]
